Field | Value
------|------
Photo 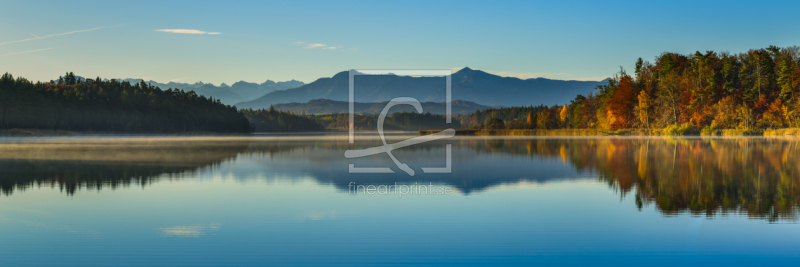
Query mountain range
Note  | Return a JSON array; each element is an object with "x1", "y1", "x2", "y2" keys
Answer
[
  {"x1": 270, "y1": 99, "x2": 493, "y2": 115},
  {"x1": 235, "y1": 67, "x2": 606, "y2": 109},
  {"x1": 119, "y1": 79, "x2": 305, "y2": 105},
  {"x1": 64, "y1": 67, "x2": 605, "y2": 110}
]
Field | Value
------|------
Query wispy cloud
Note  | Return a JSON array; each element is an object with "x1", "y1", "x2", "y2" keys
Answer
[
  {"x1": 1, "y1": 47, "x2": 54, "y2": 57},
  {"x1": 294, "y1": 41, "x2": 341, "y2": 50},
  {"x1": 0, "y1": 25, "x2": 126, "y2": 46},
  {"x1": 155, "y1": 29, "x2": 222, "y2": 35},
  {"x1": 305, "y1": 43, "x2": 327, "y2": 49}
]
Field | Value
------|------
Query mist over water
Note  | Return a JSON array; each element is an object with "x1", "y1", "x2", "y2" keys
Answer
[{"x1": 1, "y1": 135, "x2": 800, "y2": 266}]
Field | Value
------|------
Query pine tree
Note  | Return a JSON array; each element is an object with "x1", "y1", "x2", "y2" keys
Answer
[{"x1": 778, "y1": 58, "x2": 798, "y2": 101}]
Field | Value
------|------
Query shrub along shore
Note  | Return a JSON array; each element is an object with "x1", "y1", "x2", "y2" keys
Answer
[{"x1": 420, "y1": 127, "x2": 800, "y2": 136}]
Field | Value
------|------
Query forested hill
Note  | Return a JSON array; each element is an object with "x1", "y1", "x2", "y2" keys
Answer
[
  {"x1": 271, "y1": 99, "x2": 492, "y2": 115},
  {"x1": 0, "y1": 72, "x2": 251, "y2": 133},
  {"x1": 452, "y1": 45, "x2": 800, "y2": 133}
]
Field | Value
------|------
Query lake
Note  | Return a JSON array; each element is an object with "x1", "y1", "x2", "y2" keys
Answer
[{"x1": 1, "y1": 134, "x2": 799, "y2": 266}]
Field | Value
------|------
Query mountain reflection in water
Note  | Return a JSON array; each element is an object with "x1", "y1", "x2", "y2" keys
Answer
[{"x1": 0, "y1": 136, "x2": 798, "y2": 221}]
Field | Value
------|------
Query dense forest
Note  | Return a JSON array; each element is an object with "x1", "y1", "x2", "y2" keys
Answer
[
  {"x1": 243, "y1": 107, "x2": 325, "y2": 132},
  {"x1": 456, "y1": 105, "x2": 551, "y2": 129},
  {"x1": 242, "y1": 109, "x2": 460, "y2": 132},
  {"x1": 0, "y1": 72, "x2": 251, "y2": 133},
  {"x1": 312, "y1": 112, "x2": 460, "y2": 131},
  {"x1": 458, "y1": 45, "x2": 800, "y2": 133}
]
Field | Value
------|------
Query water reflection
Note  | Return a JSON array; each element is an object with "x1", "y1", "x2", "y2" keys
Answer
[
  {"x1": 0, "y1": 138, "x2": 248, "y2": 195},
  {"x1": 460, "y1": 137, "x2": 800, "y2": 221},
  {"x1": 1, "y1": 136, "x2": 798, "y2": 221}
]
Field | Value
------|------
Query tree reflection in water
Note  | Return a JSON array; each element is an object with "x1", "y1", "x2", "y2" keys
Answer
[
  {"x1": 0, "y1": 138, "x2": 249, "y2": 195},
  {"x1": 503, "y1": 137, "x2": 800, "y2": 222},
  {"x1": 0, "y1": 136, "x2": 798, "y2": 221}
]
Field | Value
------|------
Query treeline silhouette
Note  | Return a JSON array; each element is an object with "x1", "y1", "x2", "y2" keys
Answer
[
  {"x1": 457, "y1": 46, "x2": 800, "y2": 132},
  {"x1": 0, "y1": 72, "x2": 251, "y2": 133},
  {"x1": 456, "y1": 106, "x2": 551, "y2": 129},
  {"x1": 313, "y1": 112, "x2": 460, "y2": 131},
  {"x1": 383, "y1": 112, "x2": 459, "y2": 130},
  {"x1": 243, "y1": 107, "x2": 325, "y2": 132}
]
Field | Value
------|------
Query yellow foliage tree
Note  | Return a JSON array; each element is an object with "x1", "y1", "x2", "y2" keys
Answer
[
  {"x1": 737, "y1": 105, "x2": 755, "y2": 129},
  {"x1": 784, "y1": 100, "x2": 800, "y2": 127},
  {"x1": 712, "y1": 96, "x2": 737, "y2": 128},
  {"x1": 634, "y1": 90, "x2": 650, "y2": 129}
]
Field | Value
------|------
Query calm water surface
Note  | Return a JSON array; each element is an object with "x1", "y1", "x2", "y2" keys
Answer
[{"x1": 1, "y1": 134, "x2": 799, "y2": 266}]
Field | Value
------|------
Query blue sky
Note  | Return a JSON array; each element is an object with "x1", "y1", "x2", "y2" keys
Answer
[{"x1": 1, "y1": 0, "x2": 799, "y2": 85}]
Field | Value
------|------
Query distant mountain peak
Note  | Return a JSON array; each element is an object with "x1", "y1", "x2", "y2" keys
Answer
[{"x1": 455, "y1": 67, "x2": 485, "y2": 75}]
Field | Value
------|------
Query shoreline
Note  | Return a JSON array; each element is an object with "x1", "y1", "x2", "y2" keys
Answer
[
  {"x1": 0, "y1": 128, "x2": 259, "y2": 137},
  {"x1": 4, "y1": 127, "x2": 800, "y2": 138},
  {"x1": 419, "y1": 128, "x2": 800, "y2": 137},
  {"x1": 0, "y1": 129, "x2": 76, "y2": 137}
]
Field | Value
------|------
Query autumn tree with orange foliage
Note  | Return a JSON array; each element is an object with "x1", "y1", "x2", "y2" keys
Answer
[{"x1": 606, "y1": 75, "x2": 638, "y2": 130}]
